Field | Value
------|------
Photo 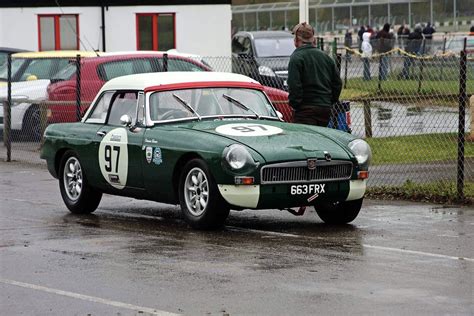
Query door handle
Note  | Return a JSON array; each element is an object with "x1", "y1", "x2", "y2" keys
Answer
[{"x1": 96, "y1": 131, "x2": 107, "y2": 137}]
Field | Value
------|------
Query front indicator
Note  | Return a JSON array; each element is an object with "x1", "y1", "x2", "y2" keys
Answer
[
  {"x1": 235, "y1": 176, "x2": 255, "y2": 185},
  {"x1": 358, "y1": 171, "x2": 369, "y2": 179}
]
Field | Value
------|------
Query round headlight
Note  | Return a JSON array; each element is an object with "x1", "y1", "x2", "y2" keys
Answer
[
  {"x1": 349, "y1": 139, "x2": 372, "y2": 167},
  {"x1": 258, "y1": 65, "x2": 276, "y2": 77},
  {"x1": 222, "y1": 144, "x2": 257, "y2": 173}
]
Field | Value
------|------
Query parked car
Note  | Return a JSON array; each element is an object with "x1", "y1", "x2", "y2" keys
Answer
[
  {"x1": 40, "y1": 72, "x2": 371, "y2": 229},
  {"x1": 232, "y1": 31, "x2": 295, "y2": 90},
  {"x1": 0, "y1": 47, "x2": 29, "y2": 68},
  {"x1": 0, "y1": 51, "x2": 99, "y2": 139},
  {"x1": 46, "y1": 51, "x2": 211, "y2": 124},
  {"x1": 46, "y1": 51, "x2": 292, "y2": 124}
]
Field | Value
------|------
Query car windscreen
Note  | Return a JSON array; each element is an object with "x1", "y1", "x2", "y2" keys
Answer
[
  {"x1": 0, "y1": 58, "x2": 26, "y2": 81},
  {"x1": 0, "y1": 58, "x2": 69, "y2": 81},
  {"x1": 51, "y1": 62, "x2": 76, "y2": 82},
  {"x1": 149, "y1": 87, "x2": 277, "y2": 121},
  {"x1": 254, "y1": 37, "x2": 295, "y2": 57}
]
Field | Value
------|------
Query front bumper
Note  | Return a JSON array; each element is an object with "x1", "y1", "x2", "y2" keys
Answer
[{"x1": 218, "y1": 179, "x2": 366, "y2": 209}]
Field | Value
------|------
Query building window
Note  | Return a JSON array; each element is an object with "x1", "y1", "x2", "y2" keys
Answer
[
  {"x1": 38, "y1": 14, "x2": 79, "y2": 51},
  {"x1": 136, "y1": 13, "x2": 175, "y2": 51}
]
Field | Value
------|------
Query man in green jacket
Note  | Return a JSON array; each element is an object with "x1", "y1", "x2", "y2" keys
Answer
[{"x1": 288, "y1": 22, "x2": 342, "y2": 126}]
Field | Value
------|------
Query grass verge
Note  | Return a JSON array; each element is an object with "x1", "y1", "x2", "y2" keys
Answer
[
  {"x1": 366, "y1": 133, "x2": 474, "y2": 165},
  {"x1": 367, "y1": 180, "x2": 474, "y2": 205}
]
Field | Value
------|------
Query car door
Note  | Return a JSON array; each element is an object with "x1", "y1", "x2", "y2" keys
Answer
[{"x1": 89, "y1": 90, "x2": 146, "y2": 194}]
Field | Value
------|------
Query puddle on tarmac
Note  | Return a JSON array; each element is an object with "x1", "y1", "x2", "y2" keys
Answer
[{"x1": 350, "y1": 102, "x2": 469, "y2": 138}]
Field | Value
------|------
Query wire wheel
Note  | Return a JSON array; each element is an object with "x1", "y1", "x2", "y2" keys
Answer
[
  {"x1": 184, "y1": 167, "x2": 209, "y2": 217},
  {"x1": 63, "y1": 156, "x2": 83, "y2": 201}
]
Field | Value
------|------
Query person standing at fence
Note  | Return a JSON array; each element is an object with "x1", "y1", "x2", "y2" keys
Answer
[
  {"x1": 361, "y1": 32, "x2": 373, "y2": 80},
  {"x1": 288, "y1": 22, "x2": 342, "y2": 127},
  {"x1": 469, "y1": 25, "x2": 474, "y2": 36},
  {"x1": 357, "y1": 25, "x2": 366, "y2": 51},
  {"x1": 399, "y1": 24, "x2": 423, "y2": 80},
  {"x1": 344, "y1": 30, "x2": 353, "y2": 62},
  {"x1": 375, "y1": 23, "x2": 394, "y2": 80},
  {"x1": 397, "y1": 25, "x2": 405, "y2": 49},
  {"x1": 422, "y1": 22, "x2": 435, "y2": 53}
]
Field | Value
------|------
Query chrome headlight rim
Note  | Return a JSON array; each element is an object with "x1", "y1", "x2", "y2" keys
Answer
[
  {"x1": 348, "y1": 139, "x2": 372, "y2": 169},
  {"x1": 222, "y1": 144, "x2": 257, "y2": 174}
]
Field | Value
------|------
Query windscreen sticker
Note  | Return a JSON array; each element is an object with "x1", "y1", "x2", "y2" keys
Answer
[
  {"x1": 215, "y1": 123, "x2": 283, "y2": 137},
  {"x1": 98, "y1": 128, "x2": 128, "y2": 189}
]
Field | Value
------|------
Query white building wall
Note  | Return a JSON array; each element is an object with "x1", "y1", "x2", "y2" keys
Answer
[
  {"x1": 0, "y1": 7, "x2": 102, "y2": 51},
  {"x1": 106, "y1": 5, "x2": 231, "y2": 57},
  {"x1": 0, "y1": 5, "x2": 231, "y2": 58}
]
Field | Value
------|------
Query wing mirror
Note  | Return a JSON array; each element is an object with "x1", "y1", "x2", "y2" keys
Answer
[
  {"x1": 276, "y1": 111, "x2": 284, "y2": 121},
  {"x1": 120, "y1": 114, "x2": 132, "y2": 127}
]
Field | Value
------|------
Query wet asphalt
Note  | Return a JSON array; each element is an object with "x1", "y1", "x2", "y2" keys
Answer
[{"x1": 0, "y1": 161, "x2": 473, "y2": 316}]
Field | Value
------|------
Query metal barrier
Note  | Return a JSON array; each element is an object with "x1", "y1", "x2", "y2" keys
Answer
[{"x1": 1, "y1": 46, "x2": 472, "y2": 200}]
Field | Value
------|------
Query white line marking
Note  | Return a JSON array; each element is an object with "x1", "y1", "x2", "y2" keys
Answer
[
  {"x1": 362, "y1": 244, "x2": 474, "y2": 262},
  {"x1": 0, "y1": 278, "x2": 180, "y2": 316}
]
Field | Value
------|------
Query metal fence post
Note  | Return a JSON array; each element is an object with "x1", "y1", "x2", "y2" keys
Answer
[
  {"x1": 75, "y1": 54, "x2": 82, "y2": 122},
  {"x1": 344, "y1": 48, "x2": 348, "y2": 88},
  {"x1": 457, "y1": 39, "x2": 467, "y2": 200},
  {"x1": 377, "y1": 56, "x2": 382, "y2": 91},
  {"x1": 363, "y1": 100, "x2": 372, "y2": 138},
  {"x1": 336, "y1": 53, "x2": 342, "y2": 75},
  {"x1": 163, "y1": 53, "x2": 168, "y2": 72},
  {"x1": 3, "y1": 54, "x2": 12, "y2": 161}
]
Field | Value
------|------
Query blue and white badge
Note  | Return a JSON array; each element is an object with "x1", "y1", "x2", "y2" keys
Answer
[{"x1": 153, "y1": 147, "x2": 163, "y2": 165}]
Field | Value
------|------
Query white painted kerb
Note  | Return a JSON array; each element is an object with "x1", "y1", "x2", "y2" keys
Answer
[{"x1": 218, "y1": 185, "x2": 260, "y2": 208}]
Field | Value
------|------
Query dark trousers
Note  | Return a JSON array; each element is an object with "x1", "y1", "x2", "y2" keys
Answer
[{"x1": 293, "y1": 106, "x2": 332, "y2": 127}]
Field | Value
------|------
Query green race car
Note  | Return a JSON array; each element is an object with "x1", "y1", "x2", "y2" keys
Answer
[{"x1": 41, "y1": 72, "x2": 371, "y2": 229}]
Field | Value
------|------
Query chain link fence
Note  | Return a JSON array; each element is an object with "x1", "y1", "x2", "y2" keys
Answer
[{"x1": 1, "y1": 43, "x2": 473, "y2": 200}]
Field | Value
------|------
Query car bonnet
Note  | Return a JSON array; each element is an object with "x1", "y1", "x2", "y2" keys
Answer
[{"x1": 179, "y1": 120, "x2": 353, "y2": 163}]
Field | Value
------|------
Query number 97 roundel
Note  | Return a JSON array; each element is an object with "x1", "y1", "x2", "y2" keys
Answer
[{"x1": 98, "y1": 128, "x2": 129, "y2": 189}]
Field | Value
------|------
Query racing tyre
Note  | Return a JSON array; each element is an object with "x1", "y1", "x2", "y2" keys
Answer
[
  {"x1": 22, "y1": 105, "x2": 42, "y2": 141},
  {"x1": 59, "y1": 150, "x2": 102, "y2": 214},
  {"x1": 315, "y1": 198, "x2": 363, "y2": 224},
  {"x1": 178, "y1": 159, "x2": 230, "y2": 230}
]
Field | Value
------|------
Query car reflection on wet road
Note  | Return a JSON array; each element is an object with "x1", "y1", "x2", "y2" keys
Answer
[{"x1": 1, "y1": 162, "x2": 473, "y2": 315}]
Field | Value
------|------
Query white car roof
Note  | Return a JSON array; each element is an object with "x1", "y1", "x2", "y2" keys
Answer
[{"x1": 100, "y1": 72, "x2": 261, "y2": 92}]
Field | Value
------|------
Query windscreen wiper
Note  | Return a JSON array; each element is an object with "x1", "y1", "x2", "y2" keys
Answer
[
  {"x1": 172, "y1": 94, "x2": 201, "y2": 120},
  {"x1": 222, "y1": 94, "x2": 261, "y2": 119}
]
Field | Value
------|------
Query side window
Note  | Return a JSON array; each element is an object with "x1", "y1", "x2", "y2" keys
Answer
[
  {"x1": 101, "y1": 61, "x2": 134, "y2": 81},
  {"x1": 107, "y1": 91, "x2": 138, "y2": 126},
  {"x1": 86, "y1": 91, "x2": 115, "y2": 124},
  {"x1": 167, "y1": 59, "x2": 204, "y2": 72},
  {"x1": 136, "y1": 92, "x2": 145, "y2": 126}
]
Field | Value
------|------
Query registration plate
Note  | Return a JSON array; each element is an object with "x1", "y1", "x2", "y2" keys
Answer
[{"x1": 290, "y1": 184, "x2": 326, "y2": 195}]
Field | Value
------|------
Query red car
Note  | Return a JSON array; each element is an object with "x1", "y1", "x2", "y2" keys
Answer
[{"x1": 47, "y1": 52, "x2": 292, "y2": 124}]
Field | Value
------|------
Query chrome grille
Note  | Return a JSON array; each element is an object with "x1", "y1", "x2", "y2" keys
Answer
[{"x1": 261, "y1": 161, "x2": 353, "y2": 184}]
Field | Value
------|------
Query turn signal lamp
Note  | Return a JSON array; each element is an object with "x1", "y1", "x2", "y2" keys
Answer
[
  {"x1": 235, "y1": 176, "x2": 255, "y2": 185},
  {"x1": 358, "y1": 171, "x2": 369, "y2": 179}
]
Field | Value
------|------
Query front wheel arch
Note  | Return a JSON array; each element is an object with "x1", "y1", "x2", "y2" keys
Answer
[{"x1": 172, "y1": 152, "x2": 203, "y2": 203}]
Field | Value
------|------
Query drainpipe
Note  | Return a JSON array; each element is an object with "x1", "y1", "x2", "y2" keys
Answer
[{"x1": 101, "y1": 4, "x2": 106, "y2": 52}]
